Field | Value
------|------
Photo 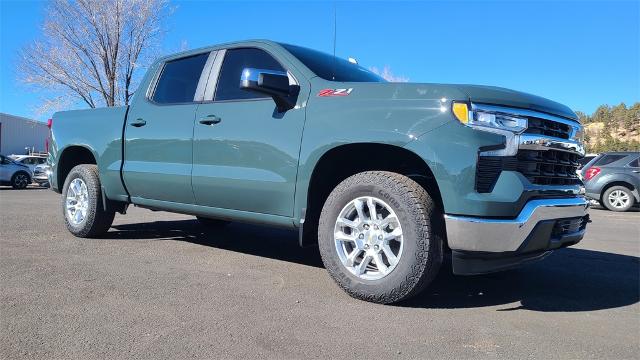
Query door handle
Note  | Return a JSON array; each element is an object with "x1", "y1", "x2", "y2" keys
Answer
[
  {"x1": 632, "y1": 170, "x2": 640, "y2": 173},
  {"x1": 199, "y1": 115, "x2": 221, "y2": 126},
  {"x1": 129, "y1": 119, "x2": 147, "y2": 127}
]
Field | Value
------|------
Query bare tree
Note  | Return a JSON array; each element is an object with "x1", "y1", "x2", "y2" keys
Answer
[{"x1": 19, "y1": 0, "x2": 169, "y2": 111}]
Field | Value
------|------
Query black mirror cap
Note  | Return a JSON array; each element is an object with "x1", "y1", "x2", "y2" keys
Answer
[{"x1": 240, "y1": 68, "x2": 299, "y2": 112}]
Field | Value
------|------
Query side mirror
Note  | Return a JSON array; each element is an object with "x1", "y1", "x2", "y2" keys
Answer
[{"x1": 240, "y1": 68, "x2": 300, "y2": 112}]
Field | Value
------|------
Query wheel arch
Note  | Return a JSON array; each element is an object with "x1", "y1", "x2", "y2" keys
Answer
[
  {"x1": 299, "y1": 142, "x2": 444, "y2": 247},
  {"x1": 57, "y1": 145, "x2": 98, "y2": 191},
  {"x1": 12, "y1": 170, "x2": 32, "y2": 182},
  {"x1": 600, "y1": 180, "x2": 639, "y2": 203}
]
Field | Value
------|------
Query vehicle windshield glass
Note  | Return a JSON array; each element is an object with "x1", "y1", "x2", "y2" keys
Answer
[{"x1": 280, "y1": 43, "x2": 385, "y2": 83}]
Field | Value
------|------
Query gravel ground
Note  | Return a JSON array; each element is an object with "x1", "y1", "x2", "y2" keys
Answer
[{"x1": 1, "y1": 187, "x2": 639, "y2": 359}]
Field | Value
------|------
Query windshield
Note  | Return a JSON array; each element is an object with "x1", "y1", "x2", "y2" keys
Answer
[{"x1": 280, "y1": 43, "x2": 385, "y2": 83}]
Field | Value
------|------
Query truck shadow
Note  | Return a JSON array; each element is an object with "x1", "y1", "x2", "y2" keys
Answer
[{"x1": 109, "y1": 220, "x2": 639, "y2": 313}]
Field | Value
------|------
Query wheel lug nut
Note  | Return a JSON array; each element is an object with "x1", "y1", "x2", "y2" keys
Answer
[
  {"x1": 364, "y1": 224, "x2": 369, "y2": 230},
  {"x1": 374, "y1": 245, "x2": 379, "y2": 250},
  {"x1": 358, "y1": 234, "x2": 364, "y2": 239},
  {"x1": 378, "y1": 235, "x2": 383, "y2": 240},
  {"x1": 364, "y1": 244, "x2": 370, "y2": 249}
]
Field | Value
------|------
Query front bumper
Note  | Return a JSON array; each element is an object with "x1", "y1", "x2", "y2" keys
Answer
[{"x1": 445, "y1": 197, "x2": 589, "y2": 274}]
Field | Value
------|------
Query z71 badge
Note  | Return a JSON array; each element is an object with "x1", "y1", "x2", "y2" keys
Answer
[{"x1": 317, "y1": 88, "x2": 353, "y2": 97}]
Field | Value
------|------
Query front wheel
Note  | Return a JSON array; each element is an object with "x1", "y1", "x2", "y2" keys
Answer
[
  {"x1": 318, "y1": 171, "x2": 443, "y2": 304},
  {"x1": 602, "y1": 185, "x2": 634, "y2": 212},
  {"x1": 11, "y1": 172, "x2": 30, "y2": 189},
  {"x1": 61, "y1": 164, "x2": 115, "y2": 237}
]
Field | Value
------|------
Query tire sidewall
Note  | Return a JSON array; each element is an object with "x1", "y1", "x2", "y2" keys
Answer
[
  {"x1": 318, "y1": 173, "x2": 438, "y2": 302},
  {"x1": 603, "y1": 186, "x2": 634, "y2": 212},
  {"x1": 61, "y1": 165, "x2": 102, "y2": 236}
]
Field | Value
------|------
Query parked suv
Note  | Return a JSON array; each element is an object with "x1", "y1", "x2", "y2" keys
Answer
[
  {"x1": 0, "y1": 154, "x2": 33, "y2": 189},
  {"x1": 582, "y1": 152, "x2": 640, "y2": 211}
]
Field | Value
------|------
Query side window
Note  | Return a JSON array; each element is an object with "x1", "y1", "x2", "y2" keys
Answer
[
  {"x1": 215, "y1": 48, "x2": 285, "y2": 101},
  {"x1": 628, "y1": 157, "x2": 639, "y2": 168},
  {"x1": 152, "y1": 53, "x2": 209, "y2": 104},
  {"x1": 594, "y1": 154, "x2": 626, "y2": 166}
]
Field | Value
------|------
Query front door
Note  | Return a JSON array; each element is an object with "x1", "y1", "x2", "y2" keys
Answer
[
  {"x1": 192, "y1": 47, "x2": 307, "y2": 217},
  {"x1": 123, "y1": 52, "x2": 212, "y2": 204}
]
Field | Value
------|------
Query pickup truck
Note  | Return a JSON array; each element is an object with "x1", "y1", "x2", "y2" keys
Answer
[{"x1": 49, "y1": 40, "x2": 589, "y2": 304}]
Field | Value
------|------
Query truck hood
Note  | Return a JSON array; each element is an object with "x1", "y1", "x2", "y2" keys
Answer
[{"x1": 452, "y1": 84, "x2": 578, "y2": 122}]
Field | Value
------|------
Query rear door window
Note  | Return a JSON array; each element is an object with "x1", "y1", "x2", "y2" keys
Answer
[
  {"x1": 594, "y1": 154, "x2": 626, "y2": 166},
  {"x1": 214, "y1": 48, "x2": 285, "y2": 101},
  {"x1": 152, "y1": 53, "x2": 209, "y2": 104}
]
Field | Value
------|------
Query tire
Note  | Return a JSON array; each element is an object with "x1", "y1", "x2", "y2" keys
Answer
[
  {"x1": 61, "y1": 164, "x2": 115, "y2": 237},
  {"x1": 11, "y1": 171, "x2": 30, "y2": 189},
  {"x1": 602, "y1": 185, "x2": 634, "y2": 212},
  {"x1": 196, "y1": 216, "x2": 230, "y2": 228},
  {"x1": 318, "y1": 171, "x2": 443, "y2": 304}
]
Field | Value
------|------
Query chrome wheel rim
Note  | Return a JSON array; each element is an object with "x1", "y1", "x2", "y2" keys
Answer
[
  {"x1": 334, "y1": 196, "x2": 403, "y2": 280},
  {"x1": 66, "y1": 178, "x2": 89, "y2": 225},
  {"x1": 15, "y1": 174, "x2": 28, "y2": 188},
  {"x1": 608, "y1": 190, "x2": 630, "y2": 209}
]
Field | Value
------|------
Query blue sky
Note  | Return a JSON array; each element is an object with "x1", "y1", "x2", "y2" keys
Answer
[{"x1": 1, "y1": 0, "x2": 638, "y2": 122}]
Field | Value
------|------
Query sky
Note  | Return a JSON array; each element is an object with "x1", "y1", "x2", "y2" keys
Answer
[{"x1": 0, "y1": 0, "x2": 638, "y2": 122}]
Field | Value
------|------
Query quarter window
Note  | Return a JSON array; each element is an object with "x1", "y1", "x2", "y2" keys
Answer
[
  {"x1": 152, "y1": 53, "x2": 209, "y2": 104},
  {"x1": 594, "y1": 154, "x2": 626, "y2": 166},
  {"x1": 629, "y1": 157, "x2": 639, "y2": 168},
  {"x1": 215, "y1": 48, "x2": 285, "y2": 101}
]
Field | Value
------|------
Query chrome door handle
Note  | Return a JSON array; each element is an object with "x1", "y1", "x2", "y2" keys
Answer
[
  {"x1": 129, "y1": 119, "x2": 147, "y2": 127},
  {"x1": 199, "y1": 115, "x2": 222, "y2": 126}
]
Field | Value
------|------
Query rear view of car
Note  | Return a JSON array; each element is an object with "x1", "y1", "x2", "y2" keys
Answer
[{"x1": 582, "y1": 152, "x2": 640, "y2": 211}]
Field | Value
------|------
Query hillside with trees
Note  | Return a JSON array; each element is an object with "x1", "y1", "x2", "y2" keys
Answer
[{"x1": 575, "y1": 102, "x2": 640, "y2": 153}]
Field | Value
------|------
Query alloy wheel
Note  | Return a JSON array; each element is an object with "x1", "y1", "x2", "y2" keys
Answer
[{"x1": 333, "y1": 196, "x2": 403, "y2": 280}]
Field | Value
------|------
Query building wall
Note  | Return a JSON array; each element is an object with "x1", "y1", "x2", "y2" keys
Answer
[{"x1": 0, "y1": 113, "x2": 49, "y2": 156}]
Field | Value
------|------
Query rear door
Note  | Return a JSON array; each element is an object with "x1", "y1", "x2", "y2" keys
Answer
[
  {"x1": 123, "y1": 51, "x2": 214, "y2": 204},
  {"x1": 191, "y1": 47, "x2": 308, "y2": 217}
]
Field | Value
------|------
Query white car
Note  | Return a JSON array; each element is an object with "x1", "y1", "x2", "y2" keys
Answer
[
  {"x1": 32, "y1": 163, "x2": 51, "y2": 187},
  {"x1": 8, "y1": 155, "x2": 48, "y2": 172}
]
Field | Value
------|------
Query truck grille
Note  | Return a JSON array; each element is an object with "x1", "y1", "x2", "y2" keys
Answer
[
  {"x1": 524, "y1": 117, "x2": 572, "y2": 139},
  {"x1": 476, "y1": 149, "x2": 582, "y2": 192}
]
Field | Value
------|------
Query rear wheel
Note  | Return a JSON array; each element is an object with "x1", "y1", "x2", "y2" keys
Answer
[
  {"x1": 11, "y1": 172, "x2": 30, "y2": 189},
  {"x1": 318, "y1": 171, "x2": 443, "y2": 304},
  {"x1": 62, "y1": 164, "x2": 115, "y2": 237},
  {"x1": 602, "y1": 185, "x2": 634, "y2": 212}
]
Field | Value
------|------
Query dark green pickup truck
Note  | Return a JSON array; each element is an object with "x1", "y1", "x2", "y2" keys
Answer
[{"x1": 49, "y1": 40, "x2": 589, "y2": 303}]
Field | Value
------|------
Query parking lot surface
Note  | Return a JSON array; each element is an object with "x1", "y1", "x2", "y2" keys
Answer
[{"x1": 1, "y1": 187, "x2": 639, "y2": 359}]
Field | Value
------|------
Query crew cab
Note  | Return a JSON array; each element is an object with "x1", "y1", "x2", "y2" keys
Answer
[{"x1": 48, "y1": 40, "x2": 589, "y2": 303}]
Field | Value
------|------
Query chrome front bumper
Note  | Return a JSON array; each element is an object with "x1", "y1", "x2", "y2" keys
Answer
[{"x1": 445, "y1": 197, "x2": 589, "y2": 253}]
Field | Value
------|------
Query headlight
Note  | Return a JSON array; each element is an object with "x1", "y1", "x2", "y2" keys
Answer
[
  {"x1": 572, "y1": 125, "x2": 584, "y2": 143},
  {"x1": 452, "y1": 102, "x2": 527, "y2": 133}
]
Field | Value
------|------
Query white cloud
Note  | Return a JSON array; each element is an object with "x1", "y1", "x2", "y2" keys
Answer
[{"x1": 369, "y1": 66, "x2": 409, "y2": 82}]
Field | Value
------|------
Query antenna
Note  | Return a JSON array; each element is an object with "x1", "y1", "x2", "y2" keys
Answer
[{"x1": 332, "y1": 2, "x2": 337, "y2": 80}]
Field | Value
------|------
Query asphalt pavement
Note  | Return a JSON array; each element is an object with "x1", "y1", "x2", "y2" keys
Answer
[{"x1": 1, "y1": 187, "x2": 639, "y2": 359}]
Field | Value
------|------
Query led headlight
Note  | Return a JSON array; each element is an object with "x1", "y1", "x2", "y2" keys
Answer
[{"x1": 452, "y1": 102, "x2": 527, "y2": 133}]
